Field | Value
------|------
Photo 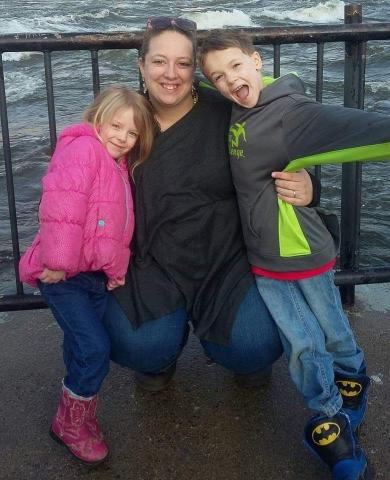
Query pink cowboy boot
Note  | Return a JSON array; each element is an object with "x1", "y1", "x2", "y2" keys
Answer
[
  {"x1": 84, "y1": 394, "x2": 104, "y2": 442},
  {"x1": 50, "y1": 385, "x2": 109, "y2": 464}
]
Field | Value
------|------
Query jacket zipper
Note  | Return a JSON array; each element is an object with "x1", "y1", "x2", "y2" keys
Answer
[{"x1": 116, "y1": 163, "x2": 130, "y2": 233}]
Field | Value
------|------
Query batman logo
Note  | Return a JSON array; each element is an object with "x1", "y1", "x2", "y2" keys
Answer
[
  {"x1": 336, "y1": 380, "x2": 362, "y2": 398},
  {"x1": 311, "y1": 422, "x2": 341, "y2": 446}
]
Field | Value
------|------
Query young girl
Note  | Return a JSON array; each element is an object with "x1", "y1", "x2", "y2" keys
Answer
[{"x1": 19, "y1": 85, "x2": 157, "y2": 464}]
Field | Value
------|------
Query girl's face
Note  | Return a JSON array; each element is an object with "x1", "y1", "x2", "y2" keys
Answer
[
  {"x1": 99, "y1": 106, "x2": 139, "y2": 160},
  {"x1": 139, "y1": 30, "x2": 195, "y2": 110}
]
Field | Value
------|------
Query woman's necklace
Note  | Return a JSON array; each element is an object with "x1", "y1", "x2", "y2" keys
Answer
[{"x1": 154, "y1": 87, "x2": 198, "y2": 133}]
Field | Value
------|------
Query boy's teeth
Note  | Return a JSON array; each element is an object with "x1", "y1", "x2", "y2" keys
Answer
[{"x1": 235, "y1": 85, "x2": 249, "y2": 101}]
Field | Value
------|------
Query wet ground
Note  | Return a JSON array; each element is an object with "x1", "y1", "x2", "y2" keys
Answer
[{"x1": 0, "y1": 284, "x2": 389, "y2": 480}]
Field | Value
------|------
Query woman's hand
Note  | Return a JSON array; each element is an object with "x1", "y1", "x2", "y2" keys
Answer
[
  {"x1": 271, "y1": 169, "x2": 313, "y2": 206},
  {"x1": 39, "y1": 268, "x2": 66, "y2": 284}
]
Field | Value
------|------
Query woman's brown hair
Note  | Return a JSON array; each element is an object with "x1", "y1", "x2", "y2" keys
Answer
[{"x1": 139, "y1": 19, "x2": 197, "y2": 65}]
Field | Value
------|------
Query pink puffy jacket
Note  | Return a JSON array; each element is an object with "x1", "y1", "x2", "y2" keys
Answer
[{"x1": 19, "y1": 123, "x2": 134, "y2": 286}]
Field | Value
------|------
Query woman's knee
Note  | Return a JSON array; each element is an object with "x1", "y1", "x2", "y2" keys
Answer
[
  {"x1": 232, "y1": 286, "x2": 283, "y2": 370},
  {"x1": 103, "y1": 296, "x2": 189, "y2": 372},
  {"x1": 203, "y1": 285, "x2": 283, "y2": 373}
]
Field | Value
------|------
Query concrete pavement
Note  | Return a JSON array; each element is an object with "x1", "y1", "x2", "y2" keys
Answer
[{"x1": 0, "y1": 284, "x2": 389, "y2": 480}]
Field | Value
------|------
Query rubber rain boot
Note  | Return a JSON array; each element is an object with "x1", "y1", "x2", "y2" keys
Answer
[
  {"x1": 335, "y1": 373, "x2": 371, "y2": 434},
  {"x1": 304, "y1": 411, "x2": 373, "y2": 479}
]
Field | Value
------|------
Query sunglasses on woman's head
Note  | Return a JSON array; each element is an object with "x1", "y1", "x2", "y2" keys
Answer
[{"x1": 146, "y1": 16, "x2": 197, "y2": 33}]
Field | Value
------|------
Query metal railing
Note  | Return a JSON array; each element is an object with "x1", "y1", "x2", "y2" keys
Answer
[{"x1": 1, "y1": 4, "x2": 390, "y2": 311}]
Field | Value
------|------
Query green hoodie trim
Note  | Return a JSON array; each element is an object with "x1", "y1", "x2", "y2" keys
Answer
[
  {"x1": 284, "y1": 142, "x2": 390, "y2": 173},
  {"x1": 198, "y1": 79, "x2": 218, "y2": 91},
  {"x1": 278, "y1": 198, "x2": 311, "y2": 257},
  {"x1": 278, "y1": 142, "x2": 390, "y2": 258},
  {"x1": 263, "y1": 75, "x2": 277, "y2": 86}
]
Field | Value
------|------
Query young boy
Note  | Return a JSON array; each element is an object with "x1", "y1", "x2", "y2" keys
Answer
[{"x1": 199, "y1": 30, "x2": 390, "y2": 480}]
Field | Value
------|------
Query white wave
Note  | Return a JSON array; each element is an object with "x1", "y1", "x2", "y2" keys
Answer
[
  {"x1": 366, "y1": 81, "x2": 390, "y2": 94},
  {"x1": 45, "y1": 8, "x2": 111, "y2": 25},
  {"x1": 0, "y1": 19, "x2": 42, "y2": 35},
  {"x1": 0, "y1": 9, "x2": 111, "y2": 35},
  {"x1": 82, "y1": 9, "x2": 111, "y2": 20},
  {"x1": 190, "y1": 9, "x2": 254, "y2": 29},
  {"x1": 4, "y1": 71, "x2": 44, "y2": 104},
  {"x1": 262, "y1": 0, "x2": 345, "y2": 24},
  {"x1": 2, "y1": 52, "x2": 40, "y2": 62}
]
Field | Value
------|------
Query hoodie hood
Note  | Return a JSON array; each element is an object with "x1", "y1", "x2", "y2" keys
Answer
[
  {"x1": 56, "y1": 122, "x2": 97, "y2": 150},
  {"x1": 256, "y1": 73, "x2": 306, "y2": 108},
  {"x1": 55, "y1": 122, "x2": 128, "y2": 170}
]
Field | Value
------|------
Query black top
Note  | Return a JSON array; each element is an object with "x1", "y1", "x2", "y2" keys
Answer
[{"x1": 113, "y1": 89, "x2": 254, "y2": 344}]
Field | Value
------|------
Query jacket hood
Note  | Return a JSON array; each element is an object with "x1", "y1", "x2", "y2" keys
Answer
[
  {"x1": 256, "y1": 74, "x2": 306, "y2": 107},
  {"x1": 56, "y1": 122, "x2": 97, "y2": 149}
]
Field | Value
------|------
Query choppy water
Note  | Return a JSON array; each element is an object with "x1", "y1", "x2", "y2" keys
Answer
[{"x1": 1, "y1": 0, "x2": 389, "y2": 294}]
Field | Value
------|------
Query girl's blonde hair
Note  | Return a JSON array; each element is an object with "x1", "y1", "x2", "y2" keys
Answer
[{"x1": 83, "y1": 85, "x2": 158, "y2": 176}]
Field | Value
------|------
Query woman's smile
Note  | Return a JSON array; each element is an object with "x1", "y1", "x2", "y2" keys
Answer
[{"x1": 139, "y1": 30, "x2": 195, "y2": 110}]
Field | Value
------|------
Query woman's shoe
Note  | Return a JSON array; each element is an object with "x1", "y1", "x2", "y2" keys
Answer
[
  {"x1": 234, "y1": 365, "x2": 272, "y2": 388},
  {"x1": 134, "y1": 361, "x2": 177, "y2": 392}
]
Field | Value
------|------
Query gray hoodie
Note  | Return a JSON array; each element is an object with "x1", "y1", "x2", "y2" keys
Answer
[{"x1": 229, "y1": 74, "x2": 390, "y2": 272}]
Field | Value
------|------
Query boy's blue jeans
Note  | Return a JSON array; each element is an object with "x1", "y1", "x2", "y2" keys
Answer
[
  {"x1": 255, "y1": 270, "x2": 366, "y2": 417},
  {"x1": 38, "y1": 272, "x2": 110, "y2": 398},
  {"x1": 102, "y1": 285, "x2": 283, "y2": 376}
]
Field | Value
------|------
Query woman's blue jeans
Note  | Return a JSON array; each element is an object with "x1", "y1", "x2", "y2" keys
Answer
[
  {"x1": 38, "y1": 272, "x2": 111, "y2": 397},
  {"x1": 102, "y1": 285, "x2": 283, "y2": 375},
  {"x1": 255, "y1": 270, "x2": 366, "y2": 416}
]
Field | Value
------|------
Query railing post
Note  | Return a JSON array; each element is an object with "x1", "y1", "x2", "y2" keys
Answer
[
  {"x1": 90, "y1": 50, "x2": 100, "y2": 97},
  {"x1": 340, "y1": 4, "x2": 365, "y2": 305},
  {"x1": 43, "y1": 51, "x2": 57, "y2": 154},
  {"x1": 0, "y1": 54, "x2": 24, "y2": 294}
]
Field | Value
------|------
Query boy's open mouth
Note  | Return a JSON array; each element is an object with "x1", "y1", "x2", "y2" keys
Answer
[{"x1": 234, "y1": 84, "x2": 249, "y2": 101}]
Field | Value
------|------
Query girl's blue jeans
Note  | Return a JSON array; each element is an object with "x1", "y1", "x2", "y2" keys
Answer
[
  {"x1": 102, "y1": 285, "x2": 283, "y2": 376},
  {"x1": 255, "y1": 270, "x2": 366, "y2": 417},
  {"x1": 38, "y1": 272, "x2": 110, "y2": 397}
]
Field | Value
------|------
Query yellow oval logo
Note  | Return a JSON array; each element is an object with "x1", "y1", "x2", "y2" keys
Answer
[
  {"x1": 311, "y1": 421, "x2": 341, "y2": 446},
  {"x1": 336, "y1": 380, "x2": 362, "y2": 397}
]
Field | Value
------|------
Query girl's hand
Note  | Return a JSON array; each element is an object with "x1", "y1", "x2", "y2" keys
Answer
[
  {"x1": 272, "y1": 169, "x2": 313, "y2": 206},
  {"x1": 39, "y1": 268, "x2": 66, "y2": 284},
  {"x1": 107, "y1": 277, "x2": 126, "y2": 291}
]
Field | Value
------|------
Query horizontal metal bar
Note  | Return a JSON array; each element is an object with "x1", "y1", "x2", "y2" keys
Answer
[
  {"x1": 334, "y1": 267, "x2": 390, "y2": 285},
  {"x1": 0, "y1": 294, "x2": 47, "y2": 312},
  {"x1": 0, "y1": 23, "x2": 389, "y2": 52},
  {"x1": 1, "y1": 268, "x2": 389, "y2": 312},
  {"x1": 0, "y1": 32, "x2": 144, "y2": 52},
  {"x1": 234, "y1": 23, "x2": 390, "y2": 44}
]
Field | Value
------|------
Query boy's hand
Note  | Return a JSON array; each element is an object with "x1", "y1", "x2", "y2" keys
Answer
[
  {"x1": 272, "y1": 169, "x2": 313, "y2": 206},
  {"x1": 107, "y1": 277, "x2": 126, "y2": 291},
  {"x1": 39, "y1": 268, "x2": 66, "y2": 284}
]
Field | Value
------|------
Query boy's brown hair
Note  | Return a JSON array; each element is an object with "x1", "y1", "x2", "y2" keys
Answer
[{"x1": 198, "y1": 29, "x2": 256, "y2": 69}]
